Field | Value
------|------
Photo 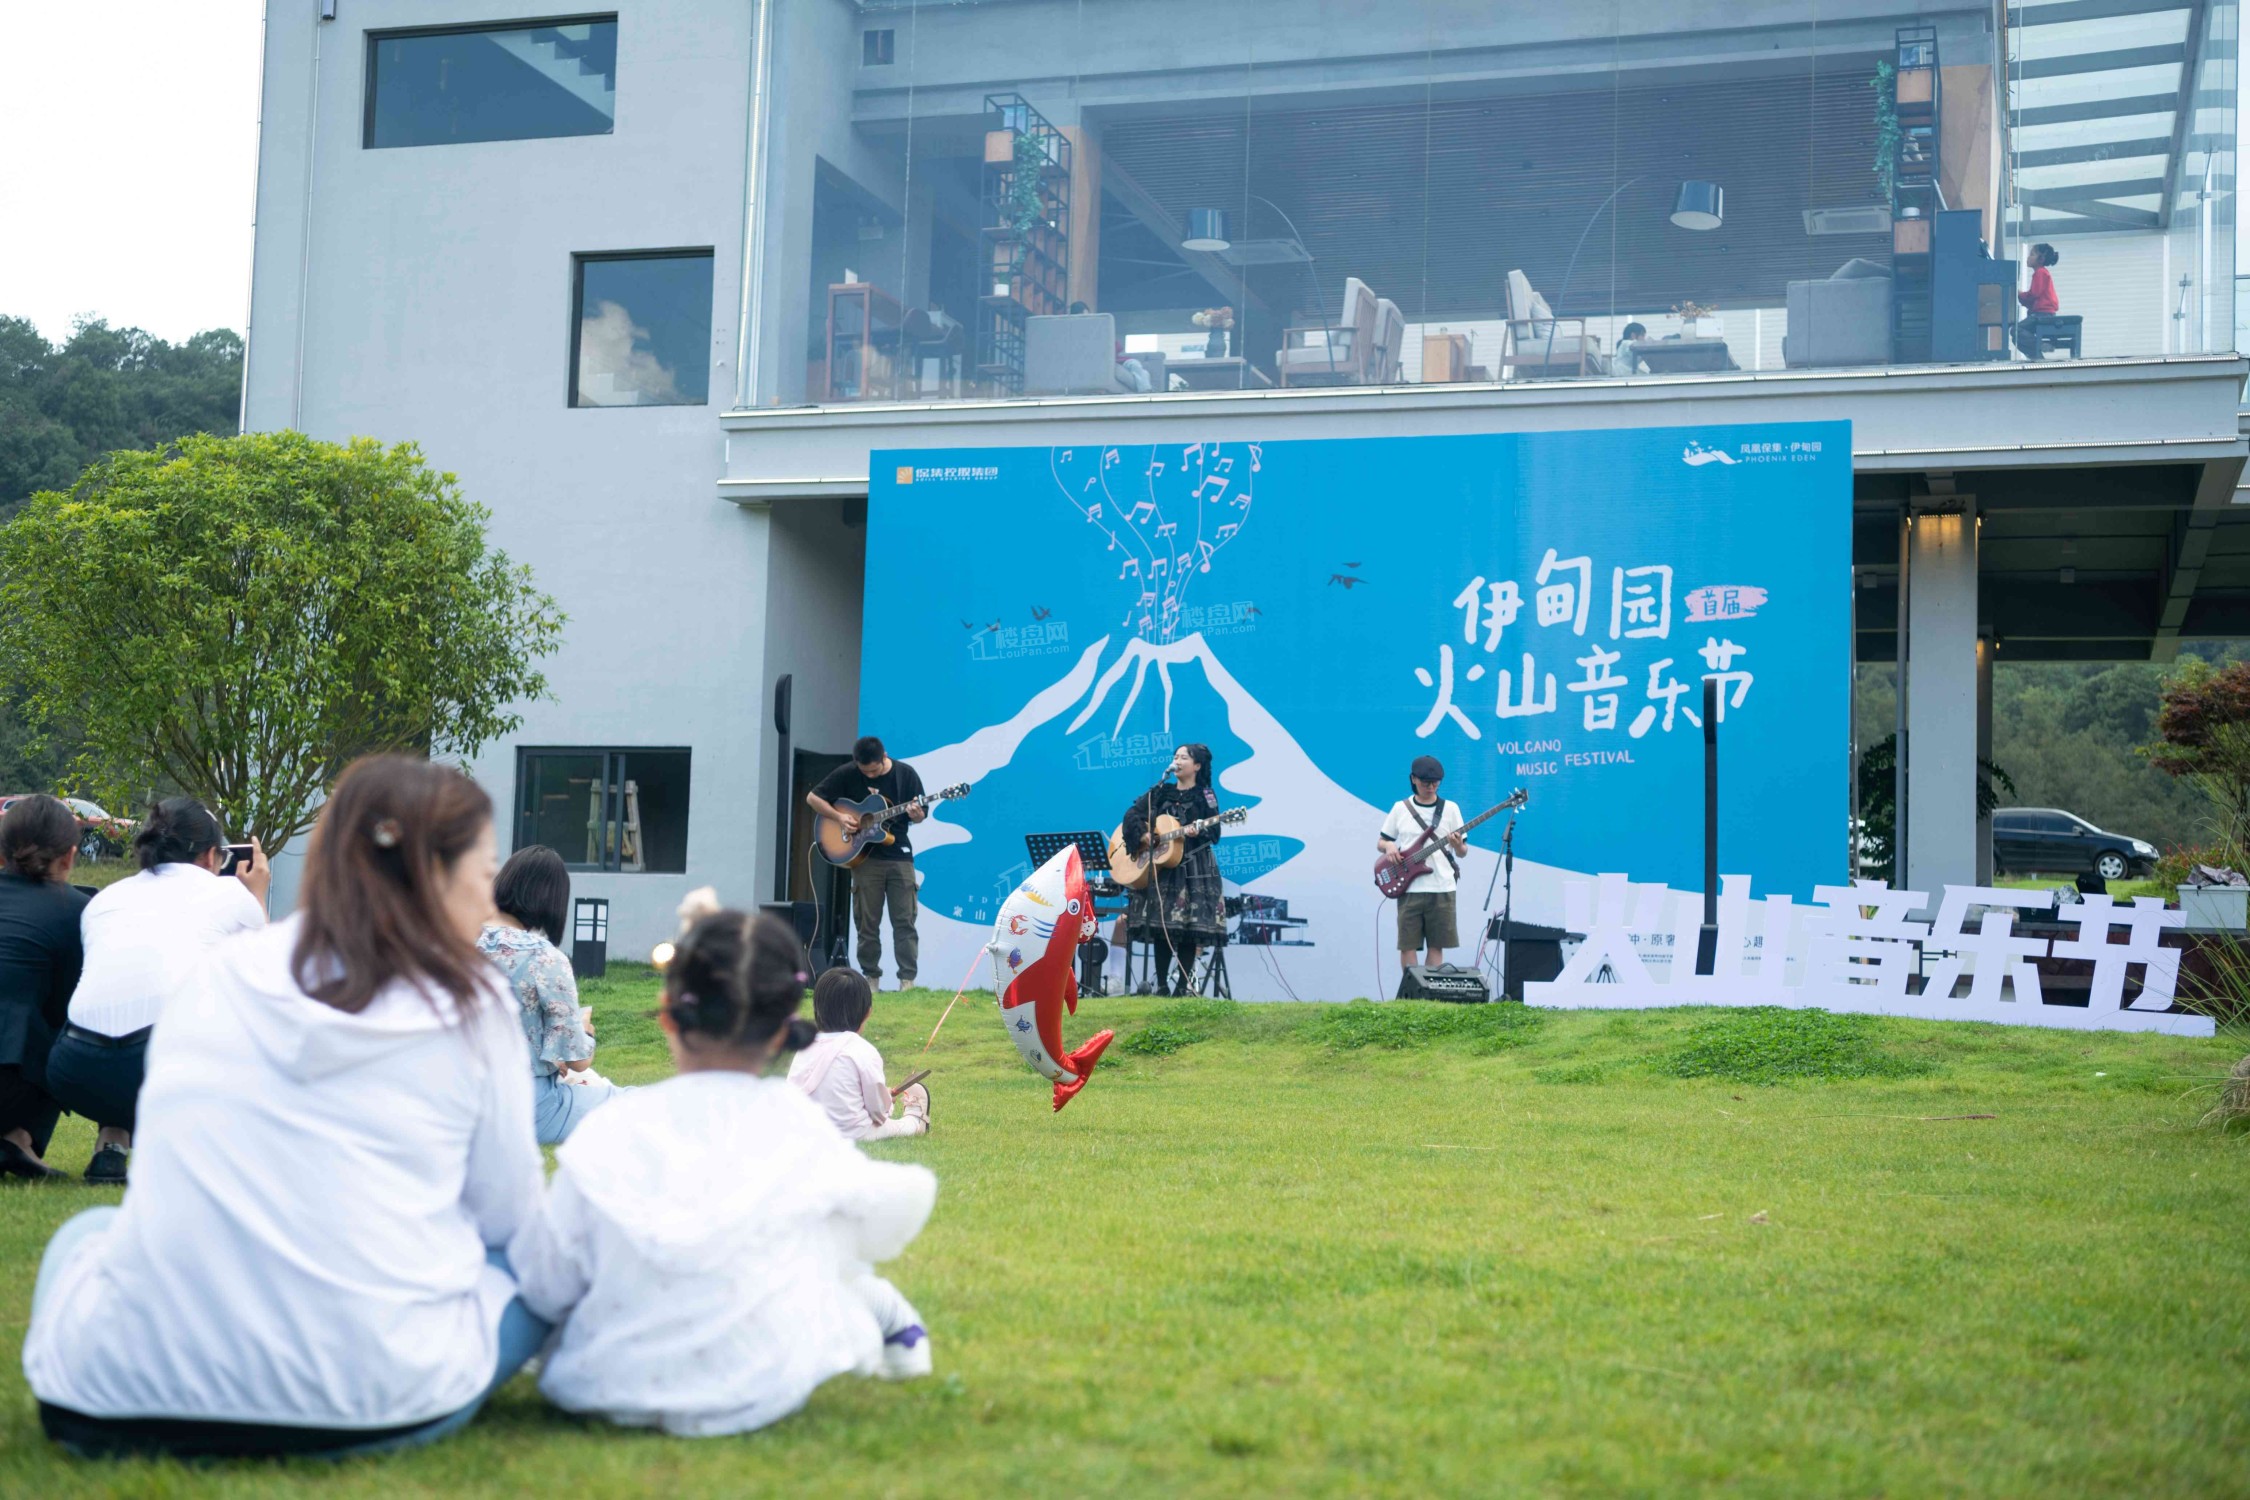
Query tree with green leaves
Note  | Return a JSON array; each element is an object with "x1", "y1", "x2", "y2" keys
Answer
[
  {"x1": 0, "y1": 431, "x2": 563, "y2": 848},
  {"x1": 2146, "y1": 656, "x2": 2250, "y2": 853}
]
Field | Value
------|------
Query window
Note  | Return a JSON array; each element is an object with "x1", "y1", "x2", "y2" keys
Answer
[
  {"x1": 367, "y1": 18, "x2": 618, "y2": 149},
  {"x1": 862, "y1": 29, "x2": 894, "y2": 66},
  {"x1": 517, "y1": 748, "x2": 690, "y2": 873},
  {"x1": 570, "y1": 251, "x2": 714, "y2": 407}
]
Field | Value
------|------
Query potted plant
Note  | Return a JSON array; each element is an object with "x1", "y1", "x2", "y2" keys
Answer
[{"x1": 1672, "y1": 301, "x2": 1721, "y2": 339}]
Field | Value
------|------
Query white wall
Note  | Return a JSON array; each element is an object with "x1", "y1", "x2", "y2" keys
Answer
[{"x1": 244, "y1": 0, "x2": 768, "y2": 952}]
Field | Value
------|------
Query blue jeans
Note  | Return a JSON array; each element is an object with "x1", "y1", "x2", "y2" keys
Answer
[
  {"x1": 34, "y1": 1207, "x2": 549, "y2": 1459},
  {"x1": 533, "y1": 1069, "x2": 624, "y2": 1146}
]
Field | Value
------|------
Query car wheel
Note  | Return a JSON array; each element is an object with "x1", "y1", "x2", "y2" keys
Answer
[{"x1": 2095, "y1": 851, "x2": 2128, "y2": 881}]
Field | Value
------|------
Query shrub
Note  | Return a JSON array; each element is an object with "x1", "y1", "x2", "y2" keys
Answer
[{"x1": 1660, "y1": 1007, "x2": 1935, "y2": 1085}]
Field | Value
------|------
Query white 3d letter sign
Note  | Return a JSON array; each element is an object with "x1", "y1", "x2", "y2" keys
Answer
[{"x1": 1523, "y1": 875, "x2": 2210, "y2": 1037}]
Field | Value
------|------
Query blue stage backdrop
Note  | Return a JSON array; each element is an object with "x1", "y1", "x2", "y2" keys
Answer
[{"x1": 858, "y1": 422, "x2": 1851, "y2": 1000}]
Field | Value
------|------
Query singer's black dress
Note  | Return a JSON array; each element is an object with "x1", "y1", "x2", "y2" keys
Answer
[{"x1": 1122, "y1": 780, "x2": 1226, "y2": 948}]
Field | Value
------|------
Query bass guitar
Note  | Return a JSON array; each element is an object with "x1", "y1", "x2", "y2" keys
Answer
[
  {"x1": 1372, "y1": 789, "x2": 1527, "y2": 898},
  {"x1": 1108, "y1": 806, "x2": 1249, "y2": 890},
  {"x1": 816, "y1": 783, "x2": 970, "y2": 868}
]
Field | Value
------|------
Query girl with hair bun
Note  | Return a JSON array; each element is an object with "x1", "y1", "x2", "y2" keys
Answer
[
  {"x1": 0, "y1": 794, "x2": 91, "y2": 1178},
  {"x1": 47, "y1": 797, "x2": 269, "y2": 1183},
  {"x1": 508, "y1": 903, "x2": 939, "y2": 1436}
]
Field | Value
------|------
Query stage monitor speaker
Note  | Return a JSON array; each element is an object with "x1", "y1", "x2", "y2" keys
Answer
[
  {"x1": 1486, "y1": 918, "x2": 1570, "y2": 1001},
  {"x1": 1398, "y1": 963, "x2": 1492, "y2": 1004}
]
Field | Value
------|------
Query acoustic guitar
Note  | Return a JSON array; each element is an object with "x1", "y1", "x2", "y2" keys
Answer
[
  {"x1": 1108, "y1": 806, "x2": 1248, "y2": 890},
  {"x1": 815, "y1": 783, "x2": 970, "y2": 868},
  {"x1": 1371, "y1": 789, "x2": 1527, "y2": 898}
]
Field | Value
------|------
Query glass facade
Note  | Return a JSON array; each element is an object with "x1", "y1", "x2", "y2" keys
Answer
[
  {"x1": 750, "y1": 0, "x2": 2237, "y2": 408},
  {"x1": 571, "y1": 251, "x2": 715, "y2": 408},
  {"x1": 366, "y1": 18, "x2": 618, "y2": 149},
  {"x1": 517, "y1": 748, "x2": 692, "y2": 873}
]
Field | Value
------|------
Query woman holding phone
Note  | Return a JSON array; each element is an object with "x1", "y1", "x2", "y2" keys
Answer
[{"x1": 45, "y1": 797, "x2": 268, "y2": 1183}]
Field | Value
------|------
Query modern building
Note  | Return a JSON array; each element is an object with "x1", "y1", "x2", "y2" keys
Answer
[{"x1": 246, "y1": 0, "x2": 2244, "y2": 953}]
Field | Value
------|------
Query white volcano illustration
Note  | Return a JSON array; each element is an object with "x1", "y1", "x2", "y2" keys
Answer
[{"x1": 895, "y1": 632, "x2": 1590, "y2": 1002}]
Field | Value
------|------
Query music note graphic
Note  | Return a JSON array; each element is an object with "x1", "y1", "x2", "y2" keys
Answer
[
  {"x1": 1084, "y1": 477, "x2": 1099, "y2": 491},
  {"x1": 1199, "y1": 477, "x2": 1229, "y2": 503},
  {"x1": 1155, "y1": 521, "x2": 1178, "y2": 539},
  {"x1": 1214, "y1": 523, "x2": 1238, "y2": 542},
  {"x1": 1216, "y1": 456, "x2": 1234, "y2": 475},
  {"x1": 1248, "y1": 444, "x2": 1263, "y2": 471},
  {"x1": 1103, "y1": 448, "x2": 1121, "y2": 467},
  {"x1": 1128, "y1": 500, "x2": 1156, "y2": 522},
  {"x1": 1147, "y1": 459, "x2": 1166, "y2": 477},
  {"x1": 1086, "y1": 502, "x2": 1103, "y2": 520},
  {"x1": 1119, "y1": 557, "x2": 1141, "y2": 579},
  {"x1": 1194, "y1": 541, "x2": 1215, "y2": 572}
]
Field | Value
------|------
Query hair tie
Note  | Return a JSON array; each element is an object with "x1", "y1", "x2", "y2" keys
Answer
[
  {"x1": 794, "y1": 970, "x2": 809, "y2": 985},
  {"x1": 370, "y1": 817, "x2": 402, "y2": 849}
]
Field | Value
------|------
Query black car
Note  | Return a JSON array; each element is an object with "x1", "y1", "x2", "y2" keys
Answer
[{"x1": 1990, "y1": 807, "x2": 2158, "y2": 881}]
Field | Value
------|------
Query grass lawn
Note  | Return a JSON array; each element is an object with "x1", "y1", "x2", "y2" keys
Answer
[{"x1": 2, "y1": 967, "x2": 2246, "y2": 1497}]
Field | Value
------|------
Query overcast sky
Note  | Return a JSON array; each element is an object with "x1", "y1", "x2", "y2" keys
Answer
[{"x1": 0, "y1": 3, "x2": 263, "y2": 345}]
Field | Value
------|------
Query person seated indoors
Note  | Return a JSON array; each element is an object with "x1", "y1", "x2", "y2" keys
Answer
[
  {"x1": 508, "y1": 907, "x2": 936, "y2": 1437},
  {"x1": 789, "y1": 969, "x2": 930, "y2": 1141},
  {"x1": 1614, "y1": 321, "x2": 1649, "y2": 375},
  {"x1": 48, "y1": 797, "x2": 269, "y2": 1184},
  {"x1": 2014, "y1": 242, "x2": 2062, "y2": 358}
]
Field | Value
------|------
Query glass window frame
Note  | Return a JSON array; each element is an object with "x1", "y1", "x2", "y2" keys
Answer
[
  {"x1": 567, "y1": 248, "x2": 717, "y2": 409},
  {"x1": 362, "y1": 14, "x2": 621, "y2": 152},
  {"x1": 516, "y1": 746, "x2": 692, "y2": 874}
]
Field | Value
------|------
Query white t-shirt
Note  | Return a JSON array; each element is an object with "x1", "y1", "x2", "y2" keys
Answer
[
  {"x1": 1379, "y1": 797, "x2": 1468, "y2": 894},
  {"x1": 69, "y1": 861, "x2": 267, "y2": 1036},
  {"x1": 25, "y1": 915, "x2": 542, "y2": 1429},
  {"x1": 787, "y1": 1030, "x2": 894, "y2": 1140}
]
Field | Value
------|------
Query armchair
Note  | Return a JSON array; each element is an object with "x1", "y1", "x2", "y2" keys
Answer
[
  {"x1": 1503, "y1": 270, "x2": 1601, "y2": 380},
  {"x1": 1277, "y1": 277, "x2": 1381, "y2": 387}
]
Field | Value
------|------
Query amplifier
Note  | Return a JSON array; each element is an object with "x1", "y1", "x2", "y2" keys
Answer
[{"x1": 1397, "y1": 963, "x2": 1493, "y2": 1004}]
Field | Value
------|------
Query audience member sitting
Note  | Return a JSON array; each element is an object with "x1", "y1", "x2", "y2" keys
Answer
[
  {"x1": 789, "y1": 968, "x2": 931, "y2": 1140},
  {"x1": 1614, "y1": 321, "x2": 1649, "y2": 375},
  {"x1": 509, "y1": 907, "x2": 936, "y2": 1436},
  {"x1": 478, "y1": 844, "x2": 622, "y2": 1145},
  {"x1": 2014, "y1": 242, "x2": 2062, "y2": 358},
  {"x1": 0, "y1": 795, "x2": 89, "y2": 1180},
  {"x1": 24, "y1": 755, "x2": 546, "y2": 1460},
  {"x1": 46, "y1": 798, "x2": 268, "y2": 1185}
]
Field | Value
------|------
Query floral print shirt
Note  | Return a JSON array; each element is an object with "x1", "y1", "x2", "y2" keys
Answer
[{"x1": 477, "y1": 923, "x2": 594, "y2": 1075}]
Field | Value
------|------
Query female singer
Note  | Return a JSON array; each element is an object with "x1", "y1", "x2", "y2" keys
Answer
[{"x1": 1121, "y1": 743, "x2": 1226, "y2": 996}]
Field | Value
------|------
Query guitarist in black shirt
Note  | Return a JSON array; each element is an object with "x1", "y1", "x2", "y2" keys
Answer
[{"x1": 807, "y1": 737, "x2": 927, "y2": 989}]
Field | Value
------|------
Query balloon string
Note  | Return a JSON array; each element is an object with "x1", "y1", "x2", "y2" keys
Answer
[{"x1": 921, "y1": 946, "x2": 991, "y2": 1053}]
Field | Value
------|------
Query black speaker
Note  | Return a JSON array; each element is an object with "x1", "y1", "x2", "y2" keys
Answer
[
  {"x1": 1397, "y1": 964, "x2": 1492, "y2": 1003},
  {"x1": 1486, "y1": 918, "x2": 1569, "y2": 1001}
]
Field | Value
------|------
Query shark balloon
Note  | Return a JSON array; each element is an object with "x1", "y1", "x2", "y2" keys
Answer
[{"x1": 989, "y1": 846, "x2": 1114, "y2": 1112}]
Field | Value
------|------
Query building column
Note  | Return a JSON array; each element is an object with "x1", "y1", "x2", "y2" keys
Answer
[
  {"x1": 1899, "y1": 502, "x2": 1980, "y2": 907},
  {"x1": 1975, "y1": 631, "x2": 1994, "y2": 883}
]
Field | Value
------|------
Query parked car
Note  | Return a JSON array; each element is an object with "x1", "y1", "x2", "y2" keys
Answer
[
  {"x1": 0, "y1": 795, "x2": 137, "y2": 861},
  {"x1": 1990, "y1": 807, "x2": 2157, "y2": 882}
]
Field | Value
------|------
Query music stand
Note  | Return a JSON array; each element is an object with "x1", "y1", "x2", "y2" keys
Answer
[{"x1": 1025, "y1": 831, "x2": 1118, "y2": 996}]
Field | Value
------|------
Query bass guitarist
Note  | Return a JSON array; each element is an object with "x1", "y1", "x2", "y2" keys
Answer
[
  {"x1": 1376, "y1": 754, "x2": 1468, "y2": 974},
  {"x1": 807, "y1": 736, "x2": 926, "y2": 990}
]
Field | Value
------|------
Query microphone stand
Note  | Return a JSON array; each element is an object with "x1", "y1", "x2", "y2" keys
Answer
[{"x1": 1494, "y1": 813, "x2": 1519, "y2": 1001}]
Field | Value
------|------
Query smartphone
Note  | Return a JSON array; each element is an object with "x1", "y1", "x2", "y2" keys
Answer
[{"x1": 218, "y1": 843, "x2": 255, "y2": 876}]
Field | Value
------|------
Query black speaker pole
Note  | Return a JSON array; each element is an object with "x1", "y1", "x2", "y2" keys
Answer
[
  {"x1": 1694, "y1": 675, "x2": 1720, "y2": 975},
  {"x1": 771, "y1": 674, "x2": 793, "y2": 902}
]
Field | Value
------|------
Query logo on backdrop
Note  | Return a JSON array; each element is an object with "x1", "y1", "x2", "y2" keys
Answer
[{"x1": 1681, "y1": 440, "x2": 1737, "y2": 466}]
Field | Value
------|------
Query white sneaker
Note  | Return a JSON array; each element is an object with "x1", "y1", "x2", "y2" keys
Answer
[{"x1": 878, "y1": 1325, "x2": 933, "y2": 1380}]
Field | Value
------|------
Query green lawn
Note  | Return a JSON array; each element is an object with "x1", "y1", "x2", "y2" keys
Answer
[{"x1": 3, "y1": 968, "x2": 2247, "y2": 1497}]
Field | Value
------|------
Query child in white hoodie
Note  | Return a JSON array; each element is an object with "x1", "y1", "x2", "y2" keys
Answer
[{"x1": 507, "y1": 909, "x2": 935, "y2": 1437}]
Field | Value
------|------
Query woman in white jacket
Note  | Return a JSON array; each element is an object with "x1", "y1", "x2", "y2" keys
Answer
[
  {"x1": 22, "y1": 756, "x2": 546, "y2": 1460},
  {"x1": 508, "y1": 908, "x2": 936, "y2": 1437}
]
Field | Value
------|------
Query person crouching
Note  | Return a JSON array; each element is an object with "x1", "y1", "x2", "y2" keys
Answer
[{"x1": 508, "y1": 909, "x2": 935, "y2": 1436}]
